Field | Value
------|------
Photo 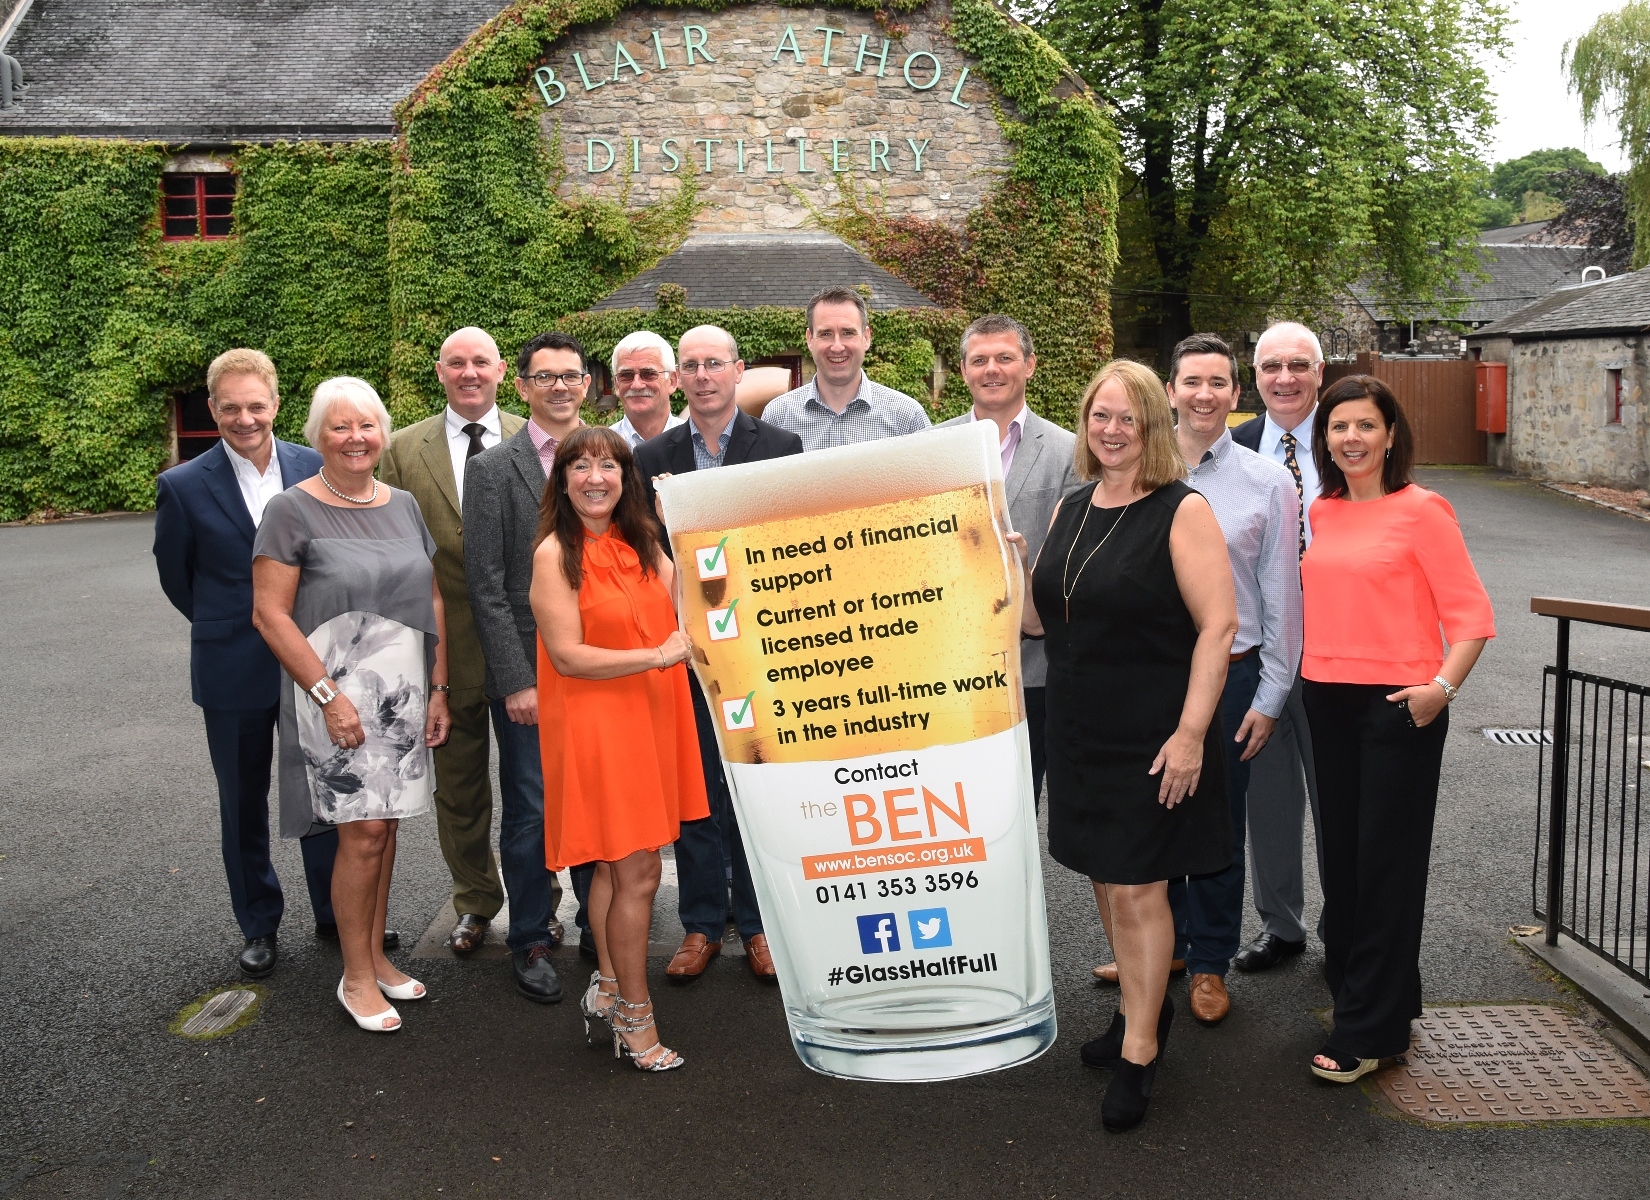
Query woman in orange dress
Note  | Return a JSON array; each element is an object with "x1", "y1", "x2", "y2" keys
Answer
[{"x1": 530, "y1": 425, "x2": 707, "y2": 1072}]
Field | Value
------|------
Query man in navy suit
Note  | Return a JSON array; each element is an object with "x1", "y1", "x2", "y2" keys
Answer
[{"x1": 153, "y1": 349, "x2": 346, "y2": 978}]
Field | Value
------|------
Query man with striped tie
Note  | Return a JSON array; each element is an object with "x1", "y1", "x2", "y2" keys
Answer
[{"x1": 1229, "y1": 321, "x2": 1325, "y2": 972}]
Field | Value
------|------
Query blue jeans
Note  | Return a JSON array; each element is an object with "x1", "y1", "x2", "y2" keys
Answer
[
  {"x1": 490, "y1": 699, "x2": 590, "y2": 951},
  {"x1": 1171, "y1": 650, "x2": 1262, "y2": 976},
  {"x1": 676, "y1": 678, "x2": 763, "y2": 940}
]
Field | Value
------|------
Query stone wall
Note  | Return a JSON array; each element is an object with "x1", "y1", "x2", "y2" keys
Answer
[
  {"x1": 535, "y1": 3, "x2": 1017, "y2": 232},
  {"x1": 1477, "y1": 334, "x2": 1650, "y2": 486}
]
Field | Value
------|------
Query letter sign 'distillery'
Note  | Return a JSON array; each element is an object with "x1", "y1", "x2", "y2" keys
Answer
[
  {"x1": 658, "y1": 424, "x2": 1056, "y2": 1083},
  {"x1": 532, "y1": 25, "x2": 973, "y2": 177}
]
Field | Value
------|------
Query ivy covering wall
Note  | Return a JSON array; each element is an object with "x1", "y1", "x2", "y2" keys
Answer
[{"x1": 0, "y1": 0, "x2": 1116, "y2": 520}]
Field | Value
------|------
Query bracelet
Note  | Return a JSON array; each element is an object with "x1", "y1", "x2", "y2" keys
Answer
[
  {"x1": 658, "y1": 646, "x2": 667, "y2": 669},
  {"x1": 307, "y1": 677, "x2": 340, "y2": 707},
  {"x1": 430, "y1": 684, "x2": 450, "y2": 694},
  {"x1": 1432, "y1": 675, "x2": 1459, "y2": 703}
]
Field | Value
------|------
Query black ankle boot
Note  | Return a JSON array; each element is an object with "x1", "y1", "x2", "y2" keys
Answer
[
  {"x1": 1080, "y1": 1009, "x2": 1126, "y2": 1069},
  {"x1": 1101, "y1": 1056, "x2": 1159, "y2": 1132}
]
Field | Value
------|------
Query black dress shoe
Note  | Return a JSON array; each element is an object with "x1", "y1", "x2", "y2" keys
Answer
[
  {"x1": 1102, "y1": 1056, "x2": 1160, "y2": 1133},
  {"x1": 512, "y1": 944, "x2": 563, "y2": 1003},
  {"x1": 1233, "y1": 932, "x2": 1307, "y2": 972},
  {"x1": 239, "y1": 935, "x2": 277, "y2": 979},
  {"x1": 315, "y1": 922, "x2": 401, "y2": 952}
]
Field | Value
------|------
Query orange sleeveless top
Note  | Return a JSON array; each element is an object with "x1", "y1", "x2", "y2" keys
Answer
[{"x1": 536, "y1": 530, "x2": 709, "y2": 868}]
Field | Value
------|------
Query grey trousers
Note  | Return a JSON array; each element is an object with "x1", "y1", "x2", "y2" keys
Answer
[{"x1": 1245, "y1": 676, "x2": 1324, "y2": 942}]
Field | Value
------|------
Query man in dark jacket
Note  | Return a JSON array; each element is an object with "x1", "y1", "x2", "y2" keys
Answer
[
  {"x1": 634, "y1": 324, "x2": 802, "y2": 981},
  {"x1": 153, "y1": 349, "x2": 348, "y2": 979}
]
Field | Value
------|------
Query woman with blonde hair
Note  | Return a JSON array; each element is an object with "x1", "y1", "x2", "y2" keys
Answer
[{"x1": 1010, "y1": 359, "x2": 1238, "y2": 1131}]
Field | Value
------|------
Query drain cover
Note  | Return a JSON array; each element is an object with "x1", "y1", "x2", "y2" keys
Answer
[
  {"x1": 1375, "y1": 1005, "x2": 1650, "y2": 1122},
  {"x1": 1483, "y1": 728, "x2": 1551, "y2": 746},
  {"x1": 174, "y1": 987, "x2": 261, "y2": 1038}
]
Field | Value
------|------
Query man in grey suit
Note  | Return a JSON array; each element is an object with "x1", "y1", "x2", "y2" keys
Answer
[
  {"x1": 460, "y1": 330, "x2": 595, "y2": 1003},
  {"x1": 937, "y1": 314, "x2": 1075, "y2": 802}
]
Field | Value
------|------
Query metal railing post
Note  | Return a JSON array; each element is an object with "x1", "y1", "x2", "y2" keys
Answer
[{"x1": 1545, "y1": 616, "x2": 1571, "y2": 946}]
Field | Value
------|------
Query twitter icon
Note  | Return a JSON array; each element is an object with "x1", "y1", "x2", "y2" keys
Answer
[{"x1": 907, "y1": 907, "x2": 953, "y2": 949}]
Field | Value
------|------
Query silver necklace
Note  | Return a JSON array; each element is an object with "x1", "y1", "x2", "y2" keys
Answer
[
  {"x1": 1061, "y1": 493, "x2": 1134, "y2": 622},
  {"x1": 318, "y1": 468, "x2": 379, "y2": 505}
]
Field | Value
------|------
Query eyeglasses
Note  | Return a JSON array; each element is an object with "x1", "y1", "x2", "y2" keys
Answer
[
  {"x1": 615, "y1": 368, "x2": 666, "y2": 384},
  {"x1": 1257, "y1": 358, "x2": 1320, "y2": 377},
  {"x1": 678, "y1": 358, "x2": 731, "y2": 376},
  {"x1": 525, "y1": 371, "x2": 588, "y2": 388}
]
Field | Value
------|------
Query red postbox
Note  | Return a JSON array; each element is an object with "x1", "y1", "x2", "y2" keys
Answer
[{"x1": 1475, "y1": 360, "x2": 1507, "y2": 434}]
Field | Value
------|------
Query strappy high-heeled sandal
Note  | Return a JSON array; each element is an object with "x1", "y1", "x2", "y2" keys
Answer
[
  {"x1": 580, "y1": 971, "x2": 617, "y2": 1047},
  {"x1": 611, "y1": 996, "x2": 685, "y2": 1072}
]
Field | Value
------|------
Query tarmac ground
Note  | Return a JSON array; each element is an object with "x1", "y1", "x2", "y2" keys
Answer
[{"x1": 2, "y1": 467, "x2": 1649, "y2": 1198}]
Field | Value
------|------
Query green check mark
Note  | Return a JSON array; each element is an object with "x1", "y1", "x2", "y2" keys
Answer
[
  {"x1": 713, "y1": 598, "x2": 740, "y2": 633},
  {"x1": 700, "y1": 536, "x2": 730, "y2": 574},
  {"x1": 732, "y1": 691, "x2": 754, "y2": 725}
]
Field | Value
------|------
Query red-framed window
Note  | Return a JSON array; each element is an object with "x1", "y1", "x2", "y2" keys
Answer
[
  {"x1": 162, "y1": 173, "x2": 236, "y2": 240},
  {"x1": 174, "y1": 387, "x2": 221, "y2": 462},
  {"x1": 1608, "y1": 369, "x2": 1624, "y2": 425}
]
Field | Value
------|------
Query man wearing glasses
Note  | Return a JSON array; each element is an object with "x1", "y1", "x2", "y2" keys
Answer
[
  {"x1": 762, "y1": 286, "x2": 931, "y2": 450},
  {"x1": 634, "y1": 325, "x2": 803, "y2": 981},
  {"x1": 607, "y1": 330, "x2": 685, "y2": 448},
  {"x1": 381, "y1": 327, "x2": 527, "y2": 962},
  {"x1": 1228, "y1": 321, "x2": 1325, "y2": 973}
]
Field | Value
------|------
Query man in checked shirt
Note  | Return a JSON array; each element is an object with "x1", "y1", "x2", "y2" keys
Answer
[
  {"x1": 761, "y1": 286, "x2": 931, "y2": 450},
  {"x1": 1156, "y1": 333, "x2": 1303, "y2": 1025}
]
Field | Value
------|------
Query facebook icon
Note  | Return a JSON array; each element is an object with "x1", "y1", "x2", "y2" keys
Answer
[{"x1": 856, "y1": 913, "x2": 901, "y2": 954}]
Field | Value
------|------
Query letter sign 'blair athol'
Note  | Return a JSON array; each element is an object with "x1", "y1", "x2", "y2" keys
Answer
[{"x1": 659, "y1": 424, "x2": 1055, "y2": 1082}]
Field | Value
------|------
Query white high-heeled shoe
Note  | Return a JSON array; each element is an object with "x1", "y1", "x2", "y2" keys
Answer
[
  {"x1": 376, "y1": 975, "x2": 426, "y2": 1001},
  {"x1": 337, "y1": 978, "x2": 401, "y2": 1033}
]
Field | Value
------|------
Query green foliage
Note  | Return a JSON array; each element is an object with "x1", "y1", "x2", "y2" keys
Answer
[
  {"x1": 1567, "y1": 2, "x2": 1650, "y2": 266},
  {"x1": 1029, "y1": 0, "x2": 1508, "y2": 360},
  {"x1": 0, "y1": 140, "x2": 392, "y2": 520},
  {"x1": 1473, "y1": 195, "x2": 1520, "y2": 230},
  {"x1": 1488, "y1": 148, "x2": 1605, "y2": 204}
]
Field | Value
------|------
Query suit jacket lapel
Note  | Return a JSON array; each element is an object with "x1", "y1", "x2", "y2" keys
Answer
[
  {"x1": 723, "y1": 412, "x2": 759, "y2": 466},
  {"x1": 1004, "y1": 420, "x2": 1042, "y2": 508},
  {"x1": 668, "y1": 425, "x2": 697, "y2": 474},
  {"x1": 199, "y1": 442, "x2": 257, "y2": 543},
  {"x1": 418, "y1": 420, "x2": 462, "y2": 520},
  {"x1": 509, "y1": 427, "x2": 546, "y2": 500}
]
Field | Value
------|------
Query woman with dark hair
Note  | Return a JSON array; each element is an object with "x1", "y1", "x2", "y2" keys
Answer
[
  {"x1": 1300, "y1": 375, "x2": 1494, "y2": 1082},
  {"x1": 529, "y1": 425, "x2": 708, "y2": 1071}
]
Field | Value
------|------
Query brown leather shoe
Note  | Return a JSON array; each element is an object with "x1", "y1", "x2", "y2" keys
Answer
[
  {"x1": 447, "y1": 913, "x2": 489, "y2": 956},
  {"x1": 1189, "y1": 973, "x2": 1230, "y2": 1024},
  {"x1": 666, "y1": 932, "x2": 721, "y2": 980},
  {"x1": 1091, "y1": 958, "x2": 1186, "y2": 985},
  {"x1": 744, "y1": 933, "x2": 777, "y2": 980}
]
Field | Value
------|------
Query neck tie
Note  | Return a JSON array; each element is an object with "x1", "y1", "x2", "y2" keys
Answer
[
  {"x1": 1280, "y1": 431, "x2": 1306, "y2": 560},
  {"x1": 463, "y1": 423, "x2": 487, "y2": 460}
]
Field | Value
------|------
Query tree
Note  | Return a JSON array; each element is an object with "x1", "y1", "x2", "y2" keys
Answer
[
  {"x1": 1026, "y1": 0, "x2": 1507, "y2": 365},
  {"x1": 1488, "y1": 147, "x2": 1605, "y2": 207},
  {"x1": 1545, "y1": 169, "x2": 1635, "y2": 274},
  {"x1": 1566, "y1": 1, "x2": 1650, "y2": 267}
]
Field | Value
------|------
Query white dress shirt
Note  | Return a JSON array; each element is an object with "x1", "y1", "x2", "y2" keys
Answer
[
  {"x1": 1256, "y1": 406, "x2": 1321, "y2": 545},
  {"x1": 445, "y1": 404, "x2": 502, "y2": 504},
  {"x1": 968, "y1": 404, "x2": 1029, "y2": 476},
  {"x1": 610, "y1": 409, "x2": 685, "y2": 448},
  {"x1": 223, "y1": 441, "x2": 284, "y2": 528}
]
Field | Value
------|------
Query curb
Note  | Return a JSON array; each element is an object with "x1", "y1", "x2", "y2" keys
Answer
[
  {"x1": 1517, "y1": 932, "x2": 1650, "y2": 1054},
  {"x1": 1539, "y1": 482, "x2": 1650, "y2": 524}
]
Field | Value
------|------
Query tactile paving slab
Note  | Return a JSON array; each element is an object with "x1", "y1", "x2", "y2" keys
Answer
[{"x1": 1375, "y1": 1005, "x2": 1650, "y2": 1123}]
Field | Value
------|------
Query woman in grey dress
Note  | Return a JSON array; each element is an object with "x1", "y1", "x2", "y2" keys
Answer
[{"x1": 252, "y1": 377, "x2": 452, "y2": 1034}]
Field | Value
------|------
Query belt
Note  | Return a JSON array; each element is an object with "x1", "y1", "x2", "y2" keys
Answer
[{"x1": 1230, "y1": 646, "x2": 1258, "y2": 663}]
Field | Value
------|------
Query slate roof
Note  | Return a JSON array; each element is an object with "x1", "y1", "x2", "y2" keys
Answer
[
  {"x1": 587, "y1": 234, "x2": 942, "y2": 312},
  {"x1": 0, "y1": 0, "x2": 504, "y2": 141},
  {"x1": 1351, "y1": 238, "x2": 1614, "y2": 326},
  {"x1": 1467, "y1": 265, "x2": 1650, "y2": 341}
]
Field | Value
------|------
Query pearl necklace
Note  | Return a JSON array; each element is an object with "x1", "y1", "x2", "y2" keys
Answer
[{"x1": 318, "y1": 468, "x2": 379, "y2": 505}]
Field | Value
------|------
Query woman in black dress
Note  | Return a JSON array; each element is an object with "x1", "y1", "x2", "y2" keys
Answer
[{"x1": 1011, "y1": 359, "x2": 1238, "y2": 1132}]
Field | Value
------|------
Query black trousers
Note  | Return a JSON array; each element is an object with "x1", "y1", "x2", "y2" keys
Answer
[
  {"x1": 1302, "y1": 681, "x2": 1448, "y2": 1059},
  {"x1": 1025, "y1": 686, "x2": 1048, "y2": 811}
]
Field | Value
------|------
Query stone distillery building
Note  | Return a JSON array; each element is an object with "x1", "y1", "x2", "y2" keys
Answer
[{"x1": 0, "y1": 0, "x2": 1117, "y2": 518}]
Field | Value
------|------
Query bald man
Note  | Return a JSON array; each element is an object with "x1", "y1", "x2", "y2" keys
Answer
[{"x1": 381, "y1": 328, "x2": 562, "y2": 982}]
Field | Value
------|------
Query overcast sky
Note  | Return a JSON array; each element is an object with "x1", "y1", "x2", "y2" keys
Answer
[{"x1": 1488, "y1": 0, "x2": 1629, "y2": 171}]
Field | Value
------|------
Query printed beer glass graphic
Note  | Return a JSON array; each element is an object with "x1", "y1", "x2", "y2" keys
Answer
[{"x1": 659, "y1": 423, "x2": 1055, "y2": 1081}]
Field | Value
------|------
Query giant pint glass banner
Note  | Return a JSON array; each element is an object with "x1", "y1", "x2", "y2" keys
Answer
[{"x1": 659, "y1": 422, "x2": 1055, "y2": 1081}]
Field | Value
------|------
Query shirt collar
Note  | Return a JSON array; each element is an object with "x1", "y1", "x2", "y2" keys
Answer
[
  {"x1": 804, "y1": 372, "x2": 871, "y2": 415},
  {"x1": 222, "y1": 440, "x2": 279, "y2": 479},
  {"x1": 526, "y1": 417, "x2": 570, "y2": 454},
  {"x1": 1264, "y1": 405, "x2": 1315, "y2": 447},
  {"x1": 968, "y1": 404, "x2": 1028, "y2": 434},
  {"x1": 445, "y1": 404, "x2": 501, "y2": 438},
  {"x1": 691, "y1": 407, "x2": 739, "y2": 448},
  {"x1": 1192, "y1": 428, "x2": 1235, "y2": 468}
]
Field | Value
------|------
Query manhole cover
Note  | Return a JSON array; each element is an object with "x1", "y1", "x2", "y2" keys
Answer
[
  {"x1": 172, "y1": 987, "x2": 262, "y2": 1038},
  {"x1": 1374, "y1": 1005, "x2": 1650, "y2": 1122},
  {"x1": 1483, "y1": 728, "x2": 1551, "y2": 746}
]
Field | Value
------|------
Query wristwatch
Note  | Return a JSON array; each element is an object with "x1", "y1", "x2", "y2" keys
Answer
[
  {"x1": 1432, "y1": 675, "x2": 1459, "y2": 703},
  {"x1": 431, "y1": 684, "x2": 451, "y2": 693},
  {"x1": 307, "y1": 677, "x2": 341, "y2": 706}
]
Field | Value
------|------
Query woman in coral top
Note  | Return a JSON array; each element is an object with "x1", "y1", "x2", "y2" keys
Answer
[
  {"x1": 530, "y1": 426, "x2": 708, "y2": 1072},
  {"x1": 1299, "y1": 376, "x2": 1495, "y2": 1083}
]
